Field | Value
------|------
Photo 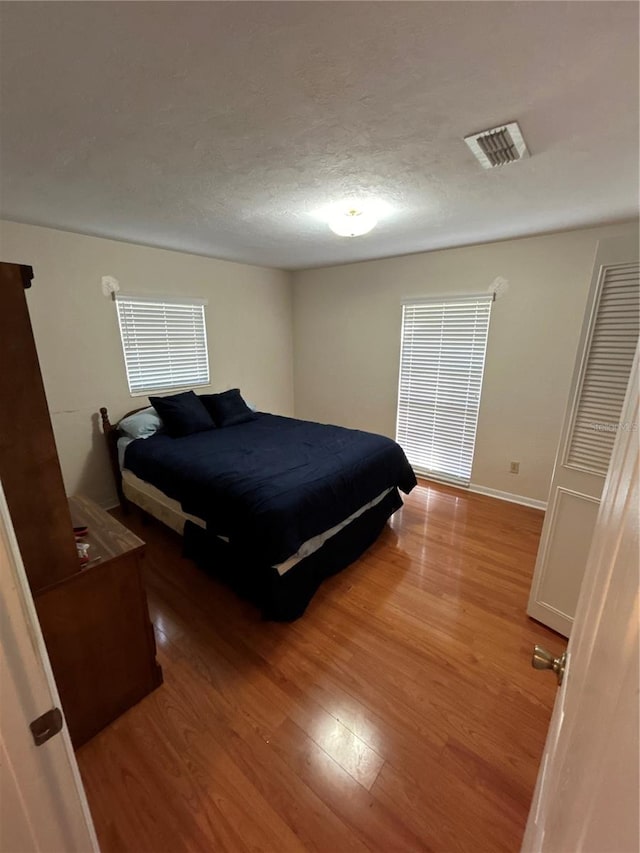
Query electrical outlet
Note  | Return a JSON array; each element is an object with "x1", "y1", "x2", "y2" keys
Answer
[{"x1": 510, "y1": 461, "x2": 520, "y2": 474}]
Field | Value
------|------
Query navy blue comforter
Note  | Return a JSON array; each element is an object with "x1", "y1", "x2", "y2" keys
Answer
[{"x1": 124, "y1": 414, "x2": 416, "y2": 565}]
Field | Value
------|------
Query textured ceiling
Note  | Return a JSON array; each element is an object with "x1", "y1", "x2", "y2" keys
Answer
[{"x1": 0, "y1": 1, "x2": 638, "y2": 270}]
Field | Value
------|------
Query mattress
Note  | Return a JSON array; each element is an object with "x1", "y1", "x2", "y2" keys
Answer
[
  {"x1": 120, "y1": 438, "x2": 206, "y2": 535},
  {"x1": 121, "y1": 466, "x2": 391, "y2": 577},
  {"x1": 122, "y1": 468, "x2": 205, "y2": 534}
]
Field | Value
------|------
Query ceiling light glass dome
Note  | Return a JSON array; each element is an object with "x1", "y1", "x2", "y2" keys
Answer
[{"x1": 328, "y1": 208, "x2": 378, "y2": 237}]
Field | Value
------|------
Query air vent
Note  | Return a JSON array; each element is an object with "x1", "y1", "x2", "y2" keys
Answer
[{"x1": 464, "y1": 121, "x2": 529, "y2": 169}]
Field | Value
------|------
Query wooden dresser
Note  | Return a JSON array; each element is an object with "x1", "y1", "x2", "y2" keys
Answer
[
  {"x1": 37, "y1": 497, "x2": 162, "y2": 746},
  {"x1": 0, "y1": 261, "x2": 162, "y2": 748}
]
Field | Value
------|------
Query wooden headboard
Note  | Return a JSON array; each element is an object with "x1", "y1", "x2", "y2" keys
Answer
[{"x1": 100, "y1": 405, "x2": 148, "y2": 510}]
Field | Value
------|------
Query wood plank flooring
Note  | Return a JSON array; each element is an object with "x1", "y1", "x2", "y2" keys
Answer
[{"x1": 76, "y1": 481, "x2": 563, "y2": 852}]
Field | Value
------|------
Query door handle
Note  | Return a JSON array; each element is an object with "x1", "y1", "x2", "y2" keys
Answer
[{"x1": 532, "y1": 645, "x2": 567, "y2": 686}]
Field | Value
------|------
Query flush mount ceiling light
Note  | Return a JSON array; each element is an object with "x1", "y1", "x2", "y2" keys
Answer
[{"x1": 327, "y1": 207, "x2": 378, "y2": 237}]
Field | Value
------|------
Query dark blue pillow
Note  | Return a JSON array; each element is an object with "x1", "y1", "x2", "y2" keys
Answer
[
  {"x1": 200, "y1": 389, "x2": 256, "y2": 428},
  {"x1": 149, "y1": 391, "x2": 214, "y2": 437}
]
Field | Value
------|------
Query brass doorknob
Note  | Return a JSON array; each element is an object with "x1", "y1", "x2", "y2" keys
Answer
[{"x1": 532, "y1": 645, "x2": 567, "y2": 686}]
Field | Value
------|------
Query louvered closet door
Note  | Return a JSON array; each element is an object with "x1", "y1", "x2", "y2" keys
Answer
[{"x1": 528, "y1": 237, "x2": 639, "y2": 637}]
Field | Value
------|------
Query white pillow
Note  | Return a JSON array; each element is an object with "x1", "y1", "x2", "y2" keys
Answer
[{"x1": 118, "y1": 407, "x2": 163, "y2": 439}]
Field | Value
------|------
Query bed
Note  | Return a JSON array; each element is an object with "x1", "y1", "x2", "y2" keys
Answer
[{"x1": 100, "y1": 401, "x2": 416, "y2": 620}]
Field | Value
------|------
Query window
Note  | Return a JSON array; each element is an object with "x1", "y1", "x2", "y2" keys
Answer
[
  {"x1": 396, "y1": 294, "x2": 492, "y2": 486},
  {"x1": 116, "y1": 294, "x2": 209, "y2": 395}
]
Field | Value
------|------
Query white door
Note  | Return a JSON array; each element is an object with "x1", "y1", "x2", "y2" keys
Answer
[
  {"x1": 0, "y1": 480, "x2": 99, "y2": 853},
  {"x1": 522, "y1": 345, "x2": 639, "y2": 853},
  {"x1": 528, "y1": 235, "x2": 639, "y2": 636}
]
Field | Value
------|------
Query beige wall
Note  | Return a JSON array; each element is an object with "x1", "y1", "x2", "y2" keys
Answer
[
  {"x1": 3, "y1": 218, "x2": 637, "y2": 511},
  {"x1": 0, "y1": 221, "x2": 294, "y2": 508},
  {"x1": 292, "y1": 221, "x2": 639, "y2": 504}
]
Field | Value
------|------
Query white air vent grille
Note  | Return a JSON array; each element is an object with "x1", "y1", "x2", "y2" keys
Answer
[{"x1": 465, "y1": 121, "x2": 529, "y2": 169}]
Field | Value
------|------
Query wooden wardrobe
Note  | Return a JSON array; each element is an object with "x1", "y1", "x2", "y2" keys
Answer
[{"x1": 0, "y1": 261, "x2": 162, "y2": 747}]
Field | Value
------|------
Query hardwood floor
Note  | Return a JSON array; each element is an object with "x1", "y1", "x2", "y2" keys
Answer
[{"x1": 76, "y1": 481, "x2": 563, "y2": 853}]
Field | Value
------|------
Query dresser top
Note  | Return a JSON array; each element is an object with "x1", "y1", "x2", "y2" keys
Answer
[{"x1": 69, "y1": 495, "x2": 144, "y2": 562}]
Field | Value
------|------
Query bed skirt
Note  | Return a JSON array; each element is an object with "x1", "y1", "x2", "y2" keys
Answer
[{"x1": 183, "y1": 487, "x2": 403, "y2": 621}]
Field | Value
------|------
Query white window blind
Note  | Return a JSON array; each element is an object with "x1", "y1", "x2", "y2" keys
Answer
[
  {"x1": 566, "y1": 262, "x2": 639, "y2": 475},
  {"x1": 116, "y1": 294, "x2": 209, "y2": 395},
  {"x1": 396, "y1": 295, "x2": 493, "y2": 486}
]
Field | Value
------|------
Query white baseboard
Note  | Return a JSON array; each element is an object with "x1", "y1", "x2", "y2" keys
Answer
[{"x1": 468, "y1": 483, "x2": 547, "y2": 511}]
